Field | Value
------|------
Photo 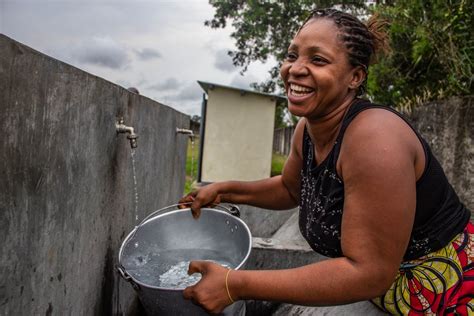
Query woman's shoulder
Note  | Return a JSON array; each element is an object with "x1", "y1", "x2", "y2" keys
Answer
[
  {"x1": 345, "y1": 105, "x2": 418, "y2": 145},
  {"x1": 338, "y1": 106, "x2": 423, "y2": 174}
]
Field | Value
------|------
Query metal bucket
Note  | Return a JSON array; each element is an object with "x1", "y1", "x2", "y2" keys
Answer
[{"x1": 118, "y1": 204, "x2": 252, "y2": 315}]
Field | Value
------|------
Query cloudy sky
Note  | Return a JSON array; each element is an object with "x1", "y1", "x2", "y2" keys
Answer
[{"x1": 1, "y1": 0, "x2": 276, "y2": 116}]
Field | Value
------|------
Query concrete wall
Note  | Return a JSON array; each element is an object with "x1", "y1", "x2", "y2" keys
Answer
[
  {"x1": 201, "y1": 87, "x2": 276, "y2": 182},
  {"x1": 409, "y1": 96, "x2": 473, "y2": 212},
  {"x1": 0, "y1": 35, "x2": 189, "y2": 315}
]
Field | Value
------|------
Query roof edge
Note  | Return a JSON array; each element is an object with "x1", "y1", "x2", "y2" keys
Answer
[{"x1": 197, "y1": 80, "x2": 286, "y2": 101}]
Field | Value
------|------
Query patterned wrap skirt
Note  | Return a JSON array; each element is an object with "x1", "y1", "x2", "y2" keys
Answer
[{"x1": 372, "y1": 222, "x2": 474, "y2": 315}]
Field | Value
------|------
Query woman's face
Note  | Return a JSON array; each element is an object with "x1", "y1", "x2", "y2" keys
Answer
[{"x1": 280, "y1": 18, "x2": 361, "y2": 119}]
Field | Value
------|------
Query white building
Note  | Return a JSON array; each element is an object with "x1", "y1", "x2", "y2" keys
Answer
[{"x1": 197, "y1": 81, "x2": 285, "y2": 183}]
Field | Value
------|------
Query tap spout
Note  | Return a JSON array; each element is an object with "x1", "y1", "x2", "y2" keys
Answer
[
  {"x1": 116, "y1": 123, "x2": 135, "y2": 135},
  {"x1": 176, "y1": 128, "x2": 194, "y2": 140},
  {"x1": 116, "y1": 119, "x2": 138, "y2": 148}
]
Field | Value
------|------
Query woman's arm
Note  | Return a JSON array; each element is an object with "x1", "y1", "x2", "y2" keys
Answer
[
  {"x1": 180, "y1": 119, "x2": 306, "y2": 217},
  {"x1": 234, "y1": 109, "x2": 419, "y2": 303},
  {"x1": 184, "y1": 110, "x2": 419, "y2": 313}
]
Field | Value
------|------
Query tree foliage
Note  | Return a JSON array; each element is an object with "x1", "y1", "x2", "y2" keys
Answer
[
  {"x1": 206, "y1": 0, "x2": 473, "y2": 124},
  {"x1": 369, "y1": 0, "x2": 473, "y2": 108}
]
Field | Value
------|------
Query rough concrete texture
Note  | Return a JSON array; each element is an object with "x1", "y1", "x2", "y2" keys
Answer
[
  {"x1": 272, "y1": 301, "x2": 386, "y2": 316},
  {"x1": 409, "y1": 96, "x2": 473, "y2": 212},
  {"x1": 272, "y1": 212, "x2": 307, "y2": 246},
  {"x1": 0, "y1": 35, "x2": 189, "y2": 315},
  {"x1": 247, "y1": 237, "x2": 324, "y2": 270},
  {"x1": 238, "y1": 205, "x2": 297, "y2": 238}
]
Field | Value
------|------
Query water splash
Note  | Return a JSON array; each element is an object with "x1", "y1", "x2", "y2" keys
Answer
[
  {"x1": 130, "y1": 148, "x2": 139, "y2": 224},
  {"x1": 123, "y1": 249, "x2": 233, "y2": 289}
]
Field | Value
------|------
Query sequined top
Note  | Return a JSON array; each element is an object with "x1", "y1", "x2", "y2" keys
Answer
[{"x1": 299, "y1": 99, "x2": 471, "y2": 260}]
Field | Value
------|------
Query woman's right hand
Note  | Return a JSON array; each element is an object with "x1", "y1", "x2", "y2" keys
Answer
[{"x1": 178, "y1": 183, "x2": 222, "y2": 219}]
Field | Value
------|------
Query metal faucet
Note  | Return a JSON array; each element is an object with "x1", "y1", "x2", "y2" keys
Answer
[
  {"x1": 116, "y1": 118, "x2": 138, "y2": 148},
  {"x1": 176, "y1": 128, "x2": 195, "y2": 140}
]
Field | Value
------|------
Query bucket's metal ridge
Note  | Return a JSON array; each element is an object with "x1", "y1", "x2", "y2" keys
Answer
[{"x1": 118, "y1": 203, "x2": 251, "y2": 315}]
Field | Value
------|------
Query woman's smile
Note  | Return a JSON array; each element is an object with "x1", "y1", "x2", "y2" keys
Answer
[{"x1": 288, "y1": 83, "x2": 316, "y2": 104}]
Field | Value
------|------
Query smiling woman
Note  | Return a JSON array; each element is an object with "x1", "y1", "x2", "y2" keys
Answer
[{"x1": 179, "y1": 8, "x2": 473, "y2": 315}]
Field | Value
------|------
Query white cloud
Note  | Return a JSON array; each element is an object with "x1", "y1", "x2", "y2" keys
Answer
[
  {"x1": 214, "y1": 49, "x2": 235, "y2": 72},
  {"x1": 230, "y1": 73, "x2": 259, "y2": 89},
  {"x1": 135, "y1": 48, "x2": 161, "y2": 61},
  {"x1": 160, "y1": 82, "x2": 202, "y2": 104},
  {"x1": 73, "y1": 36, "x2": 130, "y2": 69},
  {"x1": 148, "y1": 78, "x2": 180, "y2": 91},
  {"x1": 176, "y1": 82, "x2": 203, "y2": 101}
]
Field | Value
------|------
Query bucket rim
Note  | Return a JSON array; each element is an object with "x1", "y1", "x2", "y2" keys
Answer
[{"x1": 118, "y1": 207, "x2": 253, "y2": 291}]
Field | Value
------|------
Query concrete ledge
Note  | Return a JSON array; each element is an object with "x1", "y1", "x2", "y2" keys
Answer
[
  {"x1": 248, "y1": 237, "x2": 324, "y2": 269},
  {"x1": 245, "y1": 237, "x2": 386, "y2": 315},
  {"x1": 272, "y1": 301, "x2": 387, "y2": 316},
  {"x1": 238, "y1": 205, "x2": 297, "y2": 238}
]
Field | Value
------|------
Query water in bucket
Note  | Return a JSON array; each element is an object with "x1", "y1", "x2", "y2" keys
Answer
[{"x1": 122, "y1": 247, "x2": 233, "y2": 288}]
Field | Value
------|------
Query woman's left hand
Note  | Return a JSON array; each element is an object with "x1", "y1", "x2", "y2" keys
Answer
[{"x1": 183, "y1": 261, "x2": 234, "y2": 314}]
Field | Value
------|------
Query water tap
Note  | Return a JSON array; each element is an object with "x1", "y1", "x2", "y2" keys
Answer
[
  {"x1": 176, "y1": 128, "x2": 195, "y2": 140},
  {"x1": 116, "y1": 118, "x2": 138, "y2": 148}
]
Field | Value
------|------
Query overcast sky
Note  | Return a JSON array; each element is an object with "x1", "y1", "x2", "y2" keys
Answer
[{"x1": 1, "y1": 0, "x2": 276, "y2": 116}]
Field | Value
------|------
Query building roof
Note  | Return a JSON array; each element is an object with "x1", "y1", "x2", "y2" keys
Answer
[{"x1": 197, "y1": 80, "x2": 287, "y2": 102}]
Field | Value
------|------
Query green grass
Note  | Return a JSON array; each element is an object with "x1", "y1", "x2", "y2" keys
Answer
[
  {"x1": 184, "y1": 137, "x2": 288, "y2": 194},
  {"x1": 184, "y1": 137, "x2": 200, "y2": 194},
  {"x1": 271, "y1": 152, "x2": 287, "y2": 176}
]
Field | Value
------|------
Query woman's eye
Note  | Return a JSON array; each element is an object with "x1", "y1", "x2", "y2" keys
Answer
[
  {"x1": 312, "y1": 56, "x2": 327, "y2": 64},
  {"x1": 285, "y1": 52, "x2": 297, "y2": 61}
]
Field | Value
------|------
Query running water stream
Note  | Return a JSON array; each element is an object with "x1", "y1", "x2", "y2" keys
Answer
[
  {"x1": 125, "y1": 134, "x2": 208, "y2": 287},
  {"x1": 130, "y1": 148, "x2": 139, "y2": 224},
  {"x1": 130, "y1": 148, "x2": 140, "y2": 248}
]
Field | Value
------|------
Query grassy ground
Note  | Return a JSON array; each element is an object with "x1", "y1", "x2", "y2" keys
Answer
[
  {"x1": 184, "y1": 138, "x2": 288, "y2": 194},
  {"x1": 271, "y1": 152, "x2": 287, "y2": 177},
  {"x1": 184, "y1": 137, "x2": 200, "y2": 194}
]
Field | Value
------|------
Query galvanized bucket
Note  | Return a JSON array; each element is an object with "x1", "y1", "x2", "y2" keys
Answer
[{"x1": 118, "y1": 204, "x2": 252, "y2": 315}]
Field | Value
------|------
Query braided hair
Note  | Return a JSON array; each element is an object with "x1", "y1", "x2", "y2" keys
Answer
[{"x1": 299, "y1": 8, "x2": 390, "y2": 95}]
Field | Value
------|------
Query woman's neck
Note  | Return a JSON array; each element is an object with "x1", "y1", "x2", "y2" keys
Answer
[{"x1": 305, "y1": 97, "x2": 356, "y2": 151}]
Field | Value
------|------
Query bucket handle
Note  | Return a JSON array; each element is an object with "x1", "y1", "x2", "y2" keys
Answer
[
  {"x1": 128, "y1": 203, "x2": 240, "y2": 242},
  {"x1": 117, "y1": 265, "x2": 141, "y2": 291},
  {"x1": 138, "y1": 203, "x2": 240, "y2": 228}
]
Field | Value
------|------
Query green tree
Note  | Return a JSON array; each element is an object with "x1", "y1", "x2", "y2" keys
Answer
[
  {"x1": 206, "y1": 0, "x2": 473, "y2": 115},
  {"x1": 369, "y1": 0, "x2": 473, "y2": 108},
  {"x1": 205, "y1": 0, "x2": 366, "y2": 127}
]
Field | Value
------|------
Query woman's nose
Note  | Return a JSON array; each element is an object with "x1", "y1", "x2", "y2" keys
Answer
[{"x1": 288, "y1": 60, "x2": 309, "y2": 76}]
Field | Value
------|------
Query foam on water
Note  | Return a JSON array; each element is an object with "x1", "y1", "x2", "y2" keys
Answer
[
  {"x1": 123, "y1": 248, "x2": 233, "y2": 289},
  {"x1": 159, "y1": 261, "x2": 202, "y2": 288}
]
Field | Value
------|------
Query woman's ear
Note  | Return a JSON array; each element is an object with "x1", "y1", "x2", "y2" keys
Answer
[{"x1": 349, "y1": 66, "x2": 366, "y2": 90}]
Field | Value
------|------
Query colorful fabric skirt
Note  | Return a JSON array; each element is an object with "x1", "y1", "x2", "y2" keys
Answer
[{"x1": 372, "y1": 222, "x2": 474, "y2": 315}]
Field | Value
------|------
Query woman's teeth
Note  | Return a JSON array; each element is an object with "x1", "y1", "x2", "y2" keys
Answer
[{"x1": 290, "y1": 84, "x2": 314, "y2": 96}]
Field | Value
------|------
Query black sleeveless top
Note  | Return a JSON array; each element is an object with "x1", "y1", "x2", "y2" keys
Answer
[{"x1": 299, "y1": 99, "x2": 471, "y2": 260}]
